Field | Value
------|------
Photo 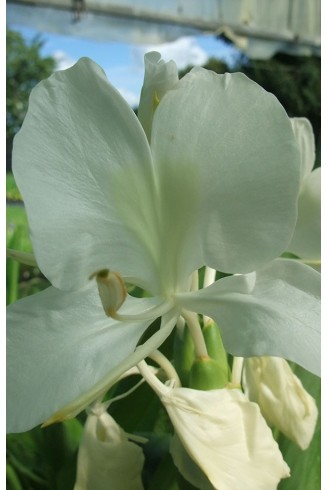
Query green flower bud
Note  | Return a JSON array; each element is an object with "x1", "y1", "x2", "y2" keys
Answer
[
  {"x1": 203, "y1": 321, "x2": 230, "y2": 379},
  {"x1": 189, "y1": 357, "x2": 228, "y2": 390},
  {"x1": 174, "y1": 324, "x2": 195, "y2": 386}
]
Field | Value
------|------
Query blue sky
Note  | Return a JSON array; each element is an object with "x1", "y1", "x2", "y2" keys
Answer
[{"x1": 8, "y1": 22, "x2": 240, "y2": 107}]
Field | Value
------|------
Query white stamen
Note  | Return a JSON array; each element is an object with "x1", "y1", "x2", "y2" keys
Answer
[
  {"x1": 182, "y1": 309, "x2": 208, "y2": 358},
  {"x1": 176, "y1": 316, "x2": 186, "y2": 337},
  {"x1": 281, "y1": 258, "x2": 321, "y2": 267},
  {"x1": 191, "y1": 269, "x2": 199, "y2": 291},
  {"x1": 203, "y1": 267, "x2": 217, "y2": 288},
  {"x1": 203, "y1": 267, "x2": 217, "y2": 326},
  {"x1": 6, "y1": 248, "x2": 37, "y2": 267},
  {"x1": 231, "y1": 357, "x2": 244, "y2": 386}
]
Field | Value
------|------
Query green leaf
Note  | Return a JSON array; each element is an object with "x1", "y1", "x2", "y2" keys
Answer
[
  {"x1": 6, "y1": 464, "x2": 23, "y2": 490},
  {"x1": 146, "y1": 443, "x2": 179, "y2": 490},
  {"x1": 7, "y1": 428, "x2": 48, "y2": 488},
  {"x1": 42, "y1": 419, "x2": 83, "y2": 490}
]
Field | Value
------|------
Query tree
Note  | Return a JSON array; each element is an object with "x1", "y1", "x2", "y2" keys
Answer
[
  {"x1": 6, "y1": 28, "x2": 56, "y2": 171},
  {"x1": 240, "y1": 53, "x2": 321, "y2": 162}
]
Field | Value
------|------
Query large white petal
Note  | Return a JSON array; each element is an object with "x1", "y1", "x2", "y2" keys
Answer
[
  {"x1": 151, "y1": 68, "x2": 300, "y2": 275},
  {"x1": 138, "y1": 51, "x2": 179, "y2": 141},
  {"x1": 287, "y1": 167, "x2": 321, "y2": 261},
  {"x1": 177, "y1": 259, "x2": 320, "y2": 375},
  {"x1": 7, "y1": 285, "x2": 164, "y2": 433},
  {"x1": 13, "y1": 58, "x2": 160, "y2": 292}
]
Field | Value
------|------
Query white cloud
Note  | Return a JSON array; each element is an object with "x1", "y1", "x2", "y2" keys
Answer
[
  {"x1": 103, "y1": 65, "x2": 144, "y2": 108},
  {"x1": 53, "y1": 50, "x2": 77, "y2": 71},
  {"x1": 117, "y1": 88, "x2": 140, "y2": 108},
  {"x1": 136, "y1": 36, "x2": 209, "y2": 70}
]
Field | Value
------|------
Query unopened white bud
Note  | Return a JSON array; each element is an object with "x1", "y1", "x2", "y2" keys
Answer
[
  {"x1": 74, "y1": 403, "x2": 144, "y2": 490},
  {"x1": 243, "y1": 356, "x2": 318, "y2": 450}
]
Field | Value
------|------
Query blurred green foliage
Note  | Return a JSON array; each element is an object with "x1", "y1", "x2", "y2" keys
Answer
[
  {"x1": 6, "y1": 205, "x2": 31, "y2": 251},
  {"x1": 7, "y1": 420, "x2": 83, "y2": 490},
  {"x1": 6, "y1": 173, "x2": 22, "y2": 201},
  {"x1": 6, "y1": 28, "x2": 55, "y2": 171},
  {"x1": 6, "y1": 175, "x2": 50, "y2": 303}
]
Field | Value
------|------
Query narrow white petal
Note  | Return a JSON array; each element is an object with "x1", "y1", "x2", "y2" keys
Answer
[
  {"x1": 7, "y1": 286, "x2": 166, "y2": 433},
  {"x1": 42, "y1": 310, "x2": 179, "y2": 428},
  {"x1": 176, "y1": 259, "x2": 320, "y2": 375}
]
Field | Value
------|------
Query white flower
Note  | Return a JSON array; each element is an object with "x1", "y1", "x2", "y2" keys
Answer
[
  {"x1": 138, "y1": 51, "x2": 179, "y2": 141},
  {"x1": 138, "y1": 361, "x2": 290, "y2": 490},
  {"x1": 243, "y1": 357, "x2": 318, "y2": 450},
  {"x1": 7, "y1": 53, "x2": 320, "y2": 433},
  {"x1": 287, "y1": 117, "x2": 321, "y2": 263},
  {"x1": 240, "y1": 118, "x2": 320, "y2": 451},
  {"x1": 74, "y1": 403, "x2": 144, "y2": 490}
]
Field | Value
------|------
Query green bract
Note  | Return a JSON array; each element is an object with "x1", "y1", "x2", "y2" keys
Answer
[{"x1": 7, "y1": 54, "x2": 320, "y2": 433}]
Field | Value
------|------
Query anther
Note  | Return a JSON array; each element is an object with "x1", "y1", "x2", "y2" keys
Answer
[{"x1": 91, "y1": 269, "x2": 127, "y2": 317}]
